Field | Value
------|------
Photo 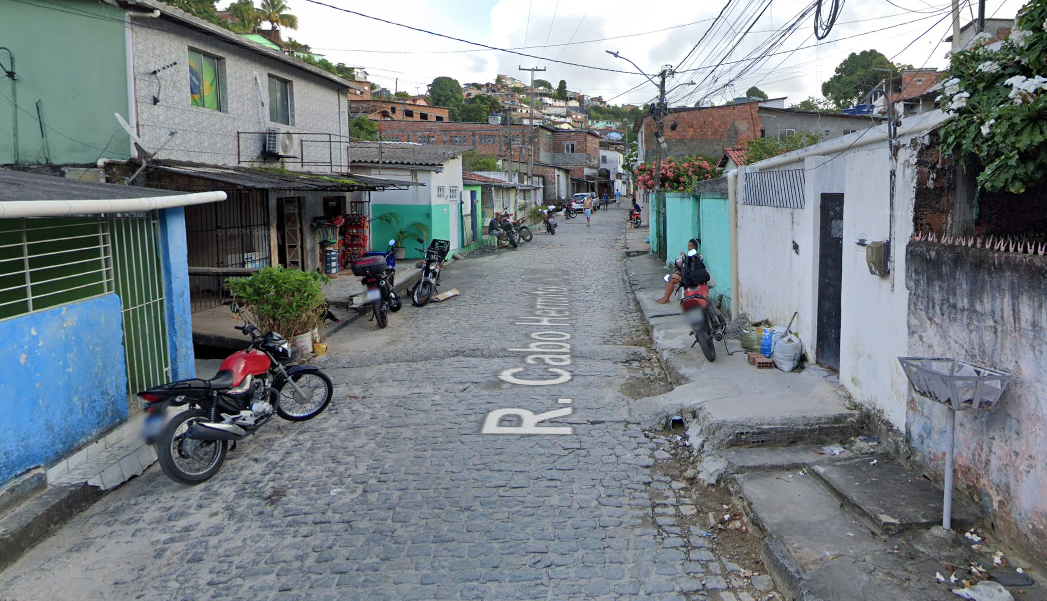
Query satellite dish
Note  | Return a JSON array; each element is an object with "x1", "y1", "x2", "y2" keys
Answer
[{"x1": 115, "y1": 112, "x2": 150, "y2": 158}]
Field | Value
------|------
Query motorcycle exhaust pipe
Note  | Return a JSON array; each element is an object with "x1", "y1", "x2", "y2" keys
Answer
[{"x1": 186, "y1": 422, "x2": 246, "y2": 441}]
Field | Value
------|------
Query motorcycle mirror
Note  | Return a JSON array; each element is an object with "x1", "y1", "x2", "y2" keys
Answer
[
  {"x1": 663, "y1": 274, "x2": 671, "y2": 283},
  {"x1": 416, "y1": 237, "x2": 424, "y2": 244},
  {"x1": 388, "y1": 238, "x2": 397, "y2": 247}
]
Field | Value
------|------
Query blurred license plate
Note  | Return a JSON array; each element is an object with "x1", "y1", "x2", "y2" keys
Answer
[
  {"x1": 141, "y1": 413, "x2": 164, "y2": 440},
  {"x1": 364, "y1": 288, "x2": 381, "y2": 303}
]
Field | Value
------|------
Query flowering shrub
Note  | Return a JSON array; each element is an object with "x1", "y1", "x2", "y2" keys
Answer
[
  {"x1": 633, "y1": 155, "x2": 717, "y2": 192},
  {"x1": 938, "y1": 0, "x2": 1047, "y2": 193}
]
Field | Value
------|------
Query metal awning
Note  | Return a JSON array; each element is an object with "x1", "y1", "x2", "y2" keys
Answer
[{"x1": 151, "y1": 161, "x2": 419, "y2": 191}]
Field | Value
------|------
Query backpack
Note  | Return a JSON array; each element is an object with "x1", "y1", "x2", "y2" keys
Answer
[{"x1": 680, "y1": 253, "x2": 710, "y2": 288}]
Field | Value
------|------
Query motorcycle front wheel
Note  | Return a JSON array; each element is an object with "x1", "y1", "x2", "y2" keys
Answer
[
  {"x1": 519, "y1": 226, "x2": 533, "y2": 242},
  {"x1": 155, "y1": 409, "x2": 227, "y2": 485},
  {"x1": 276, "y1": 371, "x2": 334, "y2": 421},
  {"x1": 633, "y1": 218, "x2": 642, "y2": 228},
  {"x1": 508, "y1": 231, "x2": 518, "y2": 248},
  {"x1": 413, "y1": 280, "x2": 434, "y2": 306},
  {"x1": 374, "y1": 303, "x2": 388, "y2": 328}
]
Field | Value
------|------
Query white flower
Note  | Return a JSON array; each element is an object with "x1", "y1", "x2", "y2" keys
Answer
[
  {"x1": 1010, "y1": 29, "x2": 1031, "y2": 47},
  {"x1": 971, "y1": 32, "x2": 993, "y2": 47},
  {"x1": 980, "y1": 119, "x2": 995, "y2": 136},
  {"x1": 943, "y1": 77, "x2": 961, "y2": 87},
  {"x1": 1043, "y1": 19, "x2": 1047, "y2": 31},
  {"x1": 950, "y1": 92, "x2": 970, "y2": 110},
  {"x1": 977, "y1": 61, "x2": 1001, "y2": 73},
  {"x1": 1004, "y1": 75, "x2": 1027, "y2": 87}
]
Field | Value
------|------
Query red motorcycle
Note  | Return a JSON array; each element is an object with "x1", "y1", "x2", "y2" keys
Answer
[
  {"x1": 138, "y1": 323, "x2": 333, "y2": 484},
  {"x1": 630, "y1": 208, "x2": 642, "y2": 228},
  {"x1": 667, "y1": 250, "x2": 729, "y2": 362}
]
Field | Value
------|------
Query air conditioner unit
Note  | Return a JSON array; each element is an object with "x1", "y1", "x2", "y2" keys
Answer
[{"x1": 265, "y1": 129, "x2": 296, "y2": 157}]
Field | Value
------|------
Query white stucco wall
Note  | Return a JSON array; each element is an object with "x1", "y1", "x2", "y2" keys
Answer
[{"x1": 131, "y1": 18, "x2": 348, "y2": 171}]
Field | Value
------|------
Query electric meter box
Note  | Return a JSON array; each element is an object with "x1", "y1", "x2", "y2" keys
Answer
[{"x1": 866, "y1": 241, "x2": 889, "y2": 277}]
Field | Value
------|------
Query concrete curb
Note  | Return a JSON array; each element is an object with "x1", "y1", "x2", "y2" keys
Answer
[{"x1": 0, "y1": 483, "x2": 104, "y2": 573}]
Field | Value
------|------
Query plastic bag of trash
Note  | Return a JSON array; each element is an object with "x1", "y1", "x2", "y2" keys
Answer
[
  {"x1": 772, "y1": 333, "x2": 802, "y2": 372},
  {"x1": 741, "y1": 327, "x2": 761, "y2": 351},
  {"x1": 952, "y1": 581, "x2": 1014, "y2": 601}
]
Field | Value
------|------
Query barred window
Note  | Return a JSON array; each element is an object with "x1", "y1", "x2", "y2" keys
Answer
[
  {"x1": 479, "y1": 135, "x2": 497, "y2": 145},
  {"x1": 449, "y1": 186, "x2": 459, "y2": 201},
  {"x1": 418, "y1": 135, "x2": 436, "y2": 144},
  {"x1": 510, "y1": 135, "x2": 522, "y2": 145},
  {"x1": 742, "y1": 169, "x2": 806, "y2": 208},
  {"x1": 450, "y1": 135, "x2": 468, "y2": 145},
  {"x1": 437, "y1": 186, "x2": 446, "y2": 198}
]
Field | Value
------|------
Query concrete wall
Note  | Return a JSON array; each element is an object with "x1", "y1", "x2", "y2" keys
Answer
[
  {"x1": 158, "y1": 207, "x2": 195, "y2": 379},
  {"x1": 131, "y1": 17, "x2": 347, "y2": 171},
  {"x1": 665, "y1": 193, "x2": 700, "y2": 268},
  {"x1": 0, "y1": 0, "x2": 131, "y2": 165},
  {"x1": 0, "y1": 295, "x2": 128, "y2": 484},
  {"x1": 698, "y1": 194, "x2": 732, "y2": 314},
  {"x1": 759, "y1": 109, "x2": 875, "y2": 139},
  {"x1": 906, "y1": 243, "x2": 1047, "y2": 565}
]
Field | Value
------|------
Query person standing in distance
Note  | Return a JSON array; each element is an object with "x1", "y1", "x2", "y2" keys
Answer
[{"x1": 583, "y1": 194, "x2": 593, "y2": 227}]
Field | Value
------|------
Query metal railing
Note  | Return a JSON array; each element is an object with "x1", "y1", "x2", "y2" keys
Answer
[{"x1": 236, "y1": 131, "x2": 354, "y2": 171}]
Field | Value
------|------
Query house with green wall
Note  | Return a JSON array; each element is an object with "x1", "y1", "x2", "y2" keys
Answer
[{"x1": 348, "y1": 144, "x2": 468, "y2": 259}]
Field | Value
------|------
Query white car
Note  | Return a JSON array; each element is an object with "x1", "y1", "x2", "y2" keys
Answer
[{"x1": 570, "y1": 193, "x2": 591, "y2": 211}]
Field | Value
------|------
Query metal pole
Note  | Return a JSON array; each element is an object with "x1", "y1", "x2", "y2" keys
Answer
[
  {"x1": 951, "y1": 0, "x2": 962, "y2": 47},
  {"x1": 943, "y1": 408, "x2": 957, "y2": 530},
  {"x1": 519, "y1": 66, "x2": 545, "y2": 189},
  {"x1": 977, "y1": 0, "x2": 986, "y2": 33}
]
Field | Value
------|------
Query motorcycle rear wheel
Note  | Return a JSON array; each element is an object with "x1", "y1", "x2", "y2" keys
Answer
[
  {"x1": 413, "y1": 281, "x2": 434, "y2": 306},
  {"x1": 519, "y1": 226, "x2": 533, "y2": 242},
  {"x1": 694, "y1": 321, "x2": 717, "y2": 362},
  {"x1": 508, "y1": 232, "x2": 518, "y2": 248},
  {"x1": 374, "y1": 303, "x2": 388, "y2": 328},
  {"x1": 276, "y1": 371, "x2": 334, "y2": 421},
  {"x1": 155, "y1": 409, "x2": 227, "y2": 485},
  {"x1": 633, "y1": 218, "x2": 642, "y2": 228}
]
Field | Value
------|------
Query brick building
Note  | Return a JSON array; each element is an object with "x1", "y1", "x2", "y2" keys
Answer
[
  {"x1": 635, "y1": 101, "x2": 881, "y2": 163},
  {"x1": 348, "y1": 98, "x2": 450, "y2": 123}
]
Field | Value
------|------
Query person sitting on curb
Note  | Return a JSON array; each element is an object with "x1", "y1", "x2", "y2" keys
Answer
[{"x1": 656, "y1": 239, "x2": 699, "y2": 304}]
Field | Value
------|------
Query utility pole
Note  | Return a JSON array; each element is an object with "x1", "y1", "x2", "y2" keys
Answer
[
  {"x1": 977, "y1": 0, "x2": 985, "y2": 33},
  {"x1": 951, "y1": 0, "x2": 962, "y2": 49},
  {"x1": 519, "y1": 66, "x2": 545, "y2": 189}
]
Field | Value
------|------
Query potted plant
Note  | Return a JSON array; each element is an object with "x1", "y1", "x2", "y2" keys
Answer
[
  {"x1": 373, "y1": 212, "x2": 430, "y2": 259},
  {"x1": 227, "y1": 266, "x2": 329, "y2": 357}
]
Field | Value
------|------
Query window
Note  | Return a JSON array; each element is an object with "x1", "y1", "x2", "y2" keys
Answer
[
  {"x1": 390, "y1": 106, "x2": 397, "y2": 114},
  {"x1": 437, "y1": 186, "x2": 446, "y2": 198},
  {"x1": 420, "y1": 112, "x2": 429, "y2": 121},
  {"x1": 449, "y1": 186, "x2": 459, "y2": 201},
  {"x1": 777, "y1": 129, "x2": 796, "y2": 140},
  {"x1": 268, "y1": 75, "x2": 292, "y2": 125},
  {"x1": 843, "y1": 129, "x2": 858, "y2": 135},
  {"x1": 418, "y1": 135, "x2": 435, "y2": 144},
  {"x1": 479, "y1": 135, "x2": 497, "y2": 145},
  {"x1": 450, "y1": 135, "x2": 468, "y2": 145},
  {"x1": 188, "y1": 49, "x2": 223, "y2": 110},
  {"x1": 824, "y1": 130, "x2": 831, "y2": 136},
  {"x1": 916, "y1": 78, "x2": 924, "y2": 84},
  {"x1": 405, "y1": 109, "x2": 415, "y2": 118},
  {"x1": 601, "y1": 155, "x2": 607, "y2": 164},
  {"x1": 436, "y1": 116, "x2": 444, "y2": 122},
  {"x1": 564, "y1": 142, "x2": 576, "y2": 153}
]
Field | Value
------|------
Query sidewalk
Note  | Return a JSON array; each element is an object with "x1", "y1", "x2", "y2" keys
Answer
[{"x1": 623, "y1": 227, "x2": 1046, "y2": 601}]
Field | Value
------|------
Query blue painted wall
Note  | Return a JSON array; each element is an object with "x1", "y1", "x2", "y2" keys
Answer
[
  {"x1": 698, "y1": 194, "x2": 732, "y2": 317},
  {"x1": 0, "y1": 295, "x2": 128, "y2": 484},
  {"x1": 665, "y1": 193, "x2": 700, "y2": 267},
  {"x1": 158, "y1": 208, "x2": 195, "y2": 380}
]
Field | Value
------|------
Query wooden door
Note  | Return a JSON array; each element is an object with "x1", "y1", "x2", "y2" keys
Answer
[{"x1": 816, "y1": 193, "x2": 844, "y2": 370}]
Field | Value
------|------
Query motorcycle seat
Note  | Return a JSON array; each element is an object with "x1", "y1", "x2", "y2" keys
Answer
[{"x1": 153, "y1": 370, "x2": 235, "y2": 392}]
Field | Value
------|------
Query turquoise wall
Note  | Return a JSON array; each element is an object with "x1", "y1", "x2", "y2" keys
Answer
[
  {"x1": 0, "y1": 0, "x2": 131, "y2": 165},
  {"x1": 0, "y1": 295, "x2": 128, "y2": 484},
  {"x1": 158, "y1": 208, "x2": 195, "y2": 379},
  {"x1": 698, "y1": 194, "x2": 732, "y2": 317},
  {"x1": 371, "y1": 204, "x2": 433, "y2": 260},
  {"x1": 431, "y1": 203, "x2": 452, "y2": 250},
  {"x1": 665, "y1": 192, "x2": 700, "y2": 267}
]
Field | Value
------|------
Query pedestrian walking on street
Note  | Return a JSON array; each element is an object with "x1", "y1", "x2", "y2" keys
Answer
[
  {"x1": 615, "y1": 190, "x2": 621, "y2": 206},
  {"x1": 583, "y1": 194, "x2": 593, "y2": 227}
]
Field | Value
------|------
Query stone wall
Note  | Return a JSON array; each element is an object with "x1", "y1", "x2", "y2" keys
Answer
[{"x1": 906, "y1": 242, "x2": 1047, "y2": 565}]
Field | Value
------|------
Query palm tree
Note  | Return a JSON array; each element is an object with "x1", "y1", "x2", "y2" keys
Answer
[
  {"x1": 227, "y1": 0, "x2": 262, "y2": 34},
  {"x1": 259, "y1": 0, "x2": 298, "y2": 38}
]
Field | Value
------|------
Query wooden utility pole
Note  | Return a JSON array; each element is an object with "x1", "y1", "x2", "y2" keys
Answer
[{"x1": 519, "y1": 66, "x2": 545, "y2": 189}]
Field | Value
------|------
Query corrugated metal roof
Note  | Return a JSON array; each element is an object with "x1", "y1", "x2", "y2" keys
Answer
[
  {"x1": 349, "y1": 143, "x2": 470, "y2": 166},
  {"x1": 0, "y1": 169, "x2": 183, "y2": 201},
  {"x1": 152, "y1": 161, "x2": 419, "y2": 190}
]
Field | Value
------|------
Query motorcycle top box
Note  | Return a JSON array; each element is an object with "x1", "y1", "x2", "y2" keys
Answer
[{"x1": 351, "y1": 255, "x2": 387, "y2": 277}]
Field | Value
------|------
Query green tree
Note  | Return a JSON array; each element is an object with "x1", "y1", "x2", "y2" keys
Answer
[
  {"x1": 430, "y1": 76, "x2": 465, "y2": 121},
  {"x1": 789, "y1": 96, "x2": 835, "y2": 112},
  {"x1": 159, "y1": 0, "x2": 222, "y2": 25},
  {"x1": 259, "y1": 0, "x2": 298, "y2": 38},
  {"x1": 226, "y1": 0, "x2": 261, "y2": 33},
  {"x1": 533, "y1": 78, "x2": 552, "y2": 89},
  {"x1": 462, "y1": 151, "x2": 499, "y2": 172},
  {"x1": 741, "y1": 131, "x2": 824, "y2": 164},
  {"x1": 745, "y1": 86, "x2": 769, "y2": 100},
  {"x1": 460, "y1": 94, "x2": 502, "y2": 123},
  {"x1": 556, "y1": 80, "x2": 568, "y2": 100},
  {"x1": 393, "y1": 91, "x2": 411, "y2": 99},
  {"x1": 331, "y1": 63, "x2": 355, "y2": 80},
  {"x1": 821, "y1": 50, "x2": 901, "y2": 110},
  {"x1": 349, "y1": 115, "x2": 378, "y2": 141}
]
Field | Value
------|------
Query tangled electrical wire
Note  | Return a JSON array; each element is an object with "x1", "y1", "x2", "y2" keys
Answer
[{"x1": 814, "y1": 0, "x2": 845, "y2": 39}]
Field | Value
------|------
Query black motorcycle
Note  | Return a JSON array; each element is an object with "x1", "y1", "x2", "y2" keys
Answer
[
  {"x1": 412, "y1": 237, "x2": 450, "y2": 307},
  {"x1": 350, "y1": 239, "x2": 402, "y2": 328},
  {"x1": 560, "y1": 198, "x2": 576, "y2": 219},
  {"x1": 543, "y1": 208, "x2": 558, "y2": 235},
  {"x1": 489, "y1": 214, "x2": 519, "y2": 248}
]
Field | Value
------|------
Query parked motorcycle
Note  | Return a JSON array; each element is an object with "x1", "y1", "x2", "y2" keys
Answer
[
  {"x1": 351, "y1": 239, "x2": 402, "y2": 328},
  {"x1": 542, "y1": 207, "x2": 557, "y2": 235},
  {"x1": 138, "y1": 322, "x2": 333, "y2": 485},
  {"x1": 412, "y1": 237, "x2": 450, "y2": 306},
  {"x1": 488, "y1": 214, "x2": 519, "y2": 248},
  {"x1": 665, "y1": 250, "x2": 729, "y2": 362},
  {"x1": 502, "y1": 212, "x2": 533, "y2": 243},
  {"x1": 630, "y1": 209, "x2": 643, "y2": 228},
  {"x1": 561, "y1": 198, "x2": 576, "y2": 219}
]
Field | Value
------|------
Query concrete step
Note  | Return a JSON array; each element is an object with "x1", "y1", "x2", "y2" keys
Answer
[
  {"x1": 0, "y1": 483, "x2": 103, "y2": 573},
  {"x1": 736, "y1": 470, "x2": 1047, "y2": 601},
  {"x1": 808, "y1": 455, "x2": 981, "y2": 536}
]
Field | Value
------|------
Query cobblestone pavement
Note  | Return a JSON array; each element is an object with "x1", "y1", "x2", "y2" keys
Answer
[{"x1": 0, "y1": 208, "x2": 733, "y2": 600}]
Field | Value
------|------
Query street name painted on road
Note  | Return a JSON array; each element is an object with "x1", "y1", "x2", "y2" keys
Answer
[{"x1": 481, "y1": 286, "x2": 575, "y2": 435}]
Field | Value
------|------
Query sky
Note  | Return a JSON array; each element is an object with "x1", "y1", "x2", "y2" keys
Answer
[{"x1": 274, "y1": 0, "x2": 1027, "y2": 108}]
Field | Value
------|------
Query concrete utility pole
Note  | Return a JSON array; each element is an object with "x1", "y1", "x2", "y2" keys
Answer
[{"x1": 519, "y1": 66, "x2": 545, "y2": 189}]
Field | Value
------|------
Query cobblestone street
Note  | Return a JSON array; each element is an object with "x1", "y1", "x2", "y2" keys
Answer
[{"x1": 0, "y1": 208, "x2": 740, "y2": 600}]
